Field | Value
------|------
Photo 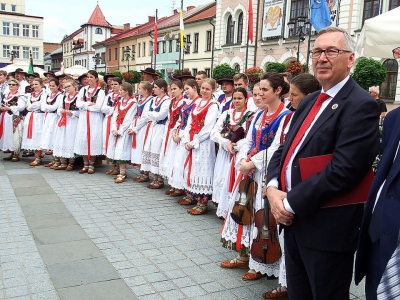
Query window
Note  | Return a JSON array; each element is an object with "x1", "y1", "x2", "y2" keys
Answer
[
  {"x1": 32, "y1": 47, "x2": 38, "y2": 59},
  {"x1": 380, "y1": 59, "x2": 398, "y2": 100},
  {"x1": 289, "y1": 0, "x2": 309, "y2": 36},
  {"x1": 162, "y1": 41, "x2": 166, "y2": 53},
  {"x1": 390, "y1": 0, "x2": 400, "y2": 10},
  {"x1": 193, "y1": 33, "x2": 199, "y2": 52},
  {"x1": 23, "y1": 24, "x2": 29, "y2": 37},
  {"x1": 114, "y1": 47, "x2": 117, "y2": 60},
  {"x1": 121, "y1": 46, "x2": 125, "y2": 59},
  {"x1": 169, "y1": 40, "x2": 172, "y2": 53},
  {"x1": 84, "y1": 59, "x2": 86, "y2": 67},
  {"x1": 185, "y1": 34, "x2": 191, "y2": 54},
  {"x1": 12, "y1": 46, "x2": 19, "y2": 58},
  {"x1": 226, "y1": 15, "x2": 234, "y2": 44},
  {"x1": 1, "y1": 4, "x2": 5, "y2": 10},
  {"x1": 3, "y1": 22, "x2": 9, "y2": 35},
  {"x1": 32, "y1": 25, "x2": 38, "y2": 38},
  {"x1": 237, "y1": 12, "x2": 243, "y2": 44},
  {"x1": 23, "y1": 47, "x2": 29, "y2": 59},
  {"x1": 192, "y1": 68, "x2": 198, "y2": 76},
  {"x1": 362, "y1": 0, "x2": 380, "y2": 25},
  {"x1": 143, "y1": 42, "x2": 146, "y2": 57},
  {"x1": 138, "y1": 43, "x2": 141, "y2": 57},
  {"x1": 206, "y1": 30, "x2": 212, "y2": 51},
  {"x1": 205, "y1": 68, "x2": 211, "y2": 78},
  {"x1": 13, "y1": 23, "x2": 19, "y2": 36},
  {"x1": 176, "y1": 40, "x2": 180, "y2": 52},
  {"x1": 108, "y1": 48, "x2": 111, "y2": 61},
  {"x1": 84, "y1": 41, "x2": 87, "y2": 50},
  {"x1": 95, "y1": 28, "x2": 102, "y2": 34},
  {"x1": 132, "y1": 45, "x2": 135, "y2": 55},
  {"x1": 233, "y1": 63, "x2": 240, "y2": 73},
  {"x1": 11, "y1": 4, "x2": 15, "y2": 11},
  {"x1": 101, "y1": 52, "x2": 105, "y2": 64},
  {"x1": 2, "y1": 45, "x2": 9, "y2": 58}
]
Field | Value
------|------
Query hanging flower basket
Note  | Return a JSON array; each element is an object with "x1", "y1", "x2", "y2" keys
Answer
[{"x1": 286, "y1": 61, "x2": 303, "y2": 77}]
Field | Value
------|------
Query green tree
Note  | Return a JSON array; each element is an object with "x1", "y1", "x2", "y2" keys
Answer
[
  {"x1": 352, "y1": 58, "x2": 386, "y2": 89},
  {"x1": 212, "y1": 64, "x2": 236, "y2": 80},
  {"x1": 265, "y1": 62, "x2": 286, "y2": 73}
]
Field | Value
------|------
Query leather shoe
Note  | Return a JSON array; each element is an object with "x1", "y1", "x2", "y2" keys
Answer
[
  {"x1": 220, "y1": 258, "x2": 249, "y2": 269},
  {"x1": 262, "y1": 287, "x2": 288, "y2": 299},
  {"x1": 136, "y1": 176, "x2": 150, "y2": 183},
  {"x1": 170, "y1": 189, "x2": 185, "y2": 197},
  {"x1": 242, "y1": 271, "x2": 263, "y2": 281}
]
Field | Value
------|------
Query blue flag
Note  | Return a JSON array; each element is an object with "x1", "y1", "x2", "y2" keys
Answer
[{"x1": 310, "y1": 0, "x2": 332, "y2": 32}]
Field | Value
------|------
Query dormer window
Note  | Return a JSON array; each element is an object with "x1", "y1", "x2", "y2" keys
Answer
[{"x1": 95, "y1": 28, "x2": 102, "y2": 34}]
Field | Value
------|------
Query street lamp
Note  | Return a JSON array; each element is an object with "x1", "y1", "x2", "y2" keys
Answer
[
  {"x1": 7, "y1": 50, "x2": 17, "y2": 62},
  {"x1": 176, "y1": 37, "x2": 192, "y2": 71},
  {"x1": 287, "y1": 16, "x2": 310, "y2": 64},
  {"x1": 124, "y1": 46, "x2": 135, "y2": 72},
  {"x1": 92, "y1": 54, "x2": 99, "y2": 71}
]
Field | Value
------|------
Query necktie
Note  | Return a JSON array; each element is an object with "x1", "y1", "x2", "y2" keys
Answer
[
  {"x1": 280, "y1": 93, "x2": 330, "y2": 192},
  {"x1": 377, "y1": 242, "x2": 400, "y2": 300}
]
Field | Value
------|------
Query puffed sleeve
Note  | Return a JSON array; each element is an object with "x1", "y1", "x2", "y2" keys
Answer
[
  {"x1": 189, "y1": 103, "x2": 219, "y2": 149},
  {"x1": 210, "y1": 110, "x2": 230, "y2": 150}
]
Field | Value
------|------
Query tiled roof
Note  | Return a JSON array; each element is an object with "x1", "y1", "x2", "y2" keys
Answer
[
  {"x1": 185, "y1": 3, "x2": 216, "y2": 24},
  {"x1": 44, "y1": 43, "x2": 61, "y2": 54},
  {"x1": 61, "y1": 28, "x2": 84, "y2": 43},
  {"x1": 84, "y1": 4, "x2": 111, "y2": 28}
]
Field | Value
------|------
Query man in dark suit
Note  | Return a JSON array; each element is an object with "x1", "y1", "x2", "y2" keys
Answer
[
  {"x1": 266, "y1": 27, "x2": 380, "y2": 299},
  {"x1": 355, "y1": 107, "x2": 400, "y2": 299}
]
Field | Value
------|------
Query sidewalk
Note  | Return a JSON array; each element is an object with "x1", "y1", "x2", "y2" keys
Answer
[{"x1": 0, "y1": 154, "x2": 366, "y2": 299}]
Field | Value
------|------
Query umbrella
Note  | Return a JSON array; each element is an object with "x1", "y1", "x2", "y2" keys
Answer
[
  {"x1": 64, "y1": 65, "x2": 88, "y2": 77},
  {"x1": 0, "y1": 61, "x2": 44, "y2": 77},
  {"x1": 356, "y1": 7, "x2": 400, "y2": 58}
]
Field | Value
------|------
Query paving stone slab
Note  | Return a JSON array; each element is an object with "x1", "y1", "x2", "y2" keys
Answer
[
  {"x1": 26, "y1": 213, "x2": 78, "y2": 230},
  {"x1": 21, "y1": 202, "x2": 70, "y2": 217},
  {"x1": 47, "y1": 257, "x2": 120, "y2": 289},
  {"x1": 32, "y1": 225, "x2": 89, "y2": 245},
  {"x1": 18, "y1": 194, "x2": 61, "y2": 206},
  {"x1": 57, "y1": 279, "x2": 137, "y2": 300},
  {"x1": 37, "y1": 239, "x2": 103, "y2": 265}
]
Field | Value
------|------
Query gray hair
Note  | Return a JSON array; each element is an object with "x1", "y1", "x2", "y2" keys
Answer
[
  {"x1": 369, "y1": 86, "x2": 379, "y2": 94},
  {"x1": 317, "y1": 27, "x2": 355, "y2": 52}
]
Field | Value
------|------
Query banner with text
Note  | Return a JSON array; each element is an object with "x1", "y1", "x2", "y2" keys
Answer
[{"x1": 261, "y1": 0, "x2": 284, "y2": 39}]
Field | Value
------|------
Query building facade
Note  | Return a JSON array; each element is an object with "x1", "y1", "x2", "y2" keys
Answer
[{"x1": 0, "y1": 0, "x2": 43, "y2": 68}]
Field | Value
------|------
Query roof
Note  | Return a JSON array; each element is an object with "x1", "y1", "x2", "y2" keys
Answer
[
  {"x1": 44, "y1": 42, "x2": 62, "y2": 54},
  {"x1": 83, "y1": 4, "x2": 111, "y2": 28},
  {"x1": 0, "y1": 11, "x2": 43, "y2": 19},
  {"x1": 185, "y1": 3, "x2": 216, "y2": 24},
  {"x1": 50, "y1": 47, "x2": 63, "y2": 55},
  {"x1": 61, "y1": 28, "x2": 84, "y2": 43}
]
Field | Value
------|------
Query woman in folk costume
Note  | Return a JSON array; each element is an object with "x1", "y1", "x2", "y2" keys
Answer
[
  {"x1": 0, "y1": 79, "x2": 27, "y2": 162},
  {"x1": 51, "y1": 79, "x2": 81, "y2": 171},
  {"x1": 40, "y1": 78, "x2": 64, "y2": 168},
  {"x1": 129, "y1": 81, "x2": 154, "y2": 182},
  {"x1": 220, "y1": 73, "x2": 290, "y2": 281},
  {"x1": 211, "y1": 87, "x2": 253, "y2": 219},
  {"x1": 106, "y1": 83, "x2": 137, "y2": 183},
  {"x1": 182, "y1": 78, "x2": 219, "y2": 215},
  {"x1": 139, "y1": 79, "x2": 171, "y2": 189},
  {"x1": 21, "y1": 78, "x2": 46, "y2": 166},
  {"x1": 102, "y1": 77, "x2": 121, "y2": 175},
  {"x1": 170, "y1": 79, "x2": 200, "y2": 199},
  {"x1": 160, "y1": 80, "x2": 186, "y2": 193},
  {"x1": 74, "y1": 70, "x2": 105, "y2": 174},
  {"x1": 261, "y1": 74, "x2": 321, "y2": 300}
]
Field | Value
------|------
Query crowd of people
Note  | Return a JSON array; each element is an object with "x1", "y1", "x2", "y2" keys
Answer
[{"x1": 0, "y1": 26, "x2": 398, "y2": 300}]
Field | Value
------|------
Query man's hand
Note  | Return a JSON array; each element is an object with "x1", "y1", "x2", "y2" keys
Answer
[
  {"x1": 266, "y1": 186, "x2": 294, "y2": 226},
  {"x1": 239, "y1": 160, "x2": 255, "y2": 175},
  {"x1": 185, "y1": 143, "x2": 194, "y2": 151}
]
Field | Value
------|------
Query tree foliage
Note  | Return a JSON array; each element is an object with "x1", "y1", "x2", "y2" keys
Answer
[
  {"x1": 212, "y1": 64, "x2": 236, "y2": 81},
  {"x1": 265, "y1": 62, "x2": 286, "y2": 73},
  {"x1": 352, "y1": 59, "x2": 386, "y2": 89}
]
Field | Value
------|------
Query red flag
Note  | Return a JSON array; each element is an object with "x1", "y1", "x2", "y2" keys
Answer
[
  {"x1": 248, "y1": 0, "x2": 253, "y2": 42},
  {"x1": 153, "y1": 18, "x2": 158, "y2": 55}
]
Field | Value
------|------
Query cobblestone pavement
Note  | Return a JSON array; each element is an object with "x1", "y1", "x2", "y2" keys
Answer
[{"x1": 0, "y1": 154, "x2": 366, "y2": 299}]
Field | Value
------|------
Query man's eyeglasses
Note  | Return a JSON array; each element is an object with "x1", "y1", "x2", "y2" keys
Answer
[
  {"x1": 309, "y1": 49, "x2": 352, "y2": 59},
  {"x1": 8, "y1": 83, "x2": 18, "y2": 86}
]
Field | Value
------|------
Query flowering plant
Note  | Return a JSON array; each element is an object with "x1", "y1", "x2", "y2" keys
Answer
[
  {"x1": 286, "y1": 61, "x2": 303, "y2": 76},
  {"x1": 122, "y1": 71, "x2": 141, "y2": 84},
  {"x1": 244, "y1": 67, "x2": 264, "y2": 83}
]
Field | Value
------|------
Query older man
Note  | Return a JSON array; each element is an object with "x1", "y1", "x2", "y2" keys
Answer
[
  {"x1": 369, "y1": 86, "x2": 387, "y2": 119},
  {"x1": 266, "y1": 27, "x2": 380, "y2": 299}
]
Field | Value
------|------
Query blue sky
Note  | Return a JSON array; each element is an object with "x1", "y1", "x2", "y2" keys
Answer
[{"x1": 26, "y1": 0, "x2": 212, "y2": 43}]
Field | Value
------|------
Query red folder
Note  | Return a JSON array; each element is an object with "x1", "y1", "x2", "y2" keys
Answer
[{"x1": 298, "y1": 154, "x2": 374, "y2": 208}]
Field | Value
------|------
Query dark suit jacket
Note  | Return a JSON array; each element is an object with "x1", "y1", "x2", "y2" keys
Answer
[
  {"x1": 354, "y1": 107, "x2": 400, "y2": 284},
  {"x1": 268, "y1": 77, "x2": 380, "y2": 252}
]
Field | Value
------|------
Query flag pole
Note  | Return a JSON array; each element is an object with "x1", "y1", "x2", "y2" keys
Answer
[
  {"x1": 245, "y1": 0, "x2": 253, "y2": 70},
  {"x1": 179, "y1": 0, "x2": 184, "y2": 72}
]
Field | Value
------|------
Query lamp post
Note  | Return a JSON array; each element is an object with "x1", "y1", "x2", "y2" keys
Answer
[
  {"x1": 176, "y1": 37, "x2": 192, "y2": 71},
  {"x1": 287, "y1": 16, "x2": 310, "y2": 66},
  {"x1": 92, "y1": 54, "x2": 99, "y2": 71},
  {"x1": 124, "y1": 46, "x2": 135, "y2": 72}
]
